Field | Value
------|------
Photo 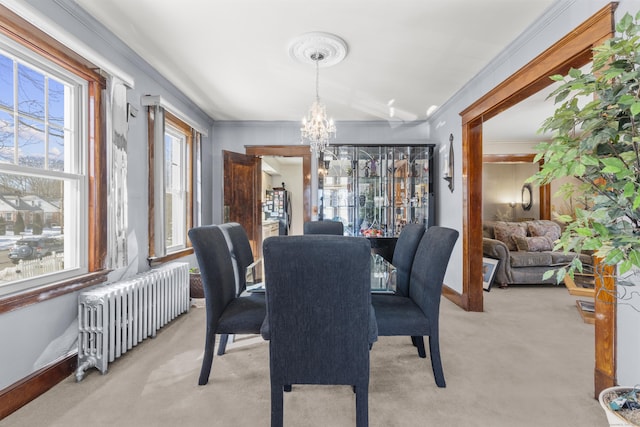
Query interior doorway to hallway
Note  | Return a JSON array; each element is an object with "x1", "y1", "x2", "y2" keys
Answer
[
  {"x1": 262, "y1": 156, "x2": 304, "y2": 236},
  {"x1": 245, "y1": 145, "x2": 313, "y2": 236}
]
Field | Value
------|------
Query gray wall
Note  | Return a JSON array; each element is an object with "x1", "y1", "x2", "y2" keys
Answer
[
  {"x1": 211, "y1": 120, "x2": 434, "y2": 224},
  {"x1": 0, "y1": 0, "x2": 213, "y2": 390}
]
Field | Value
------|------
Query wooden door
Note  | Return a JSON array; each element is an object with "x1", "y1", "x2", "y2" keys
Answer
[{"x1": 223, "y1": 150, "x2": 261, "y2": 258}]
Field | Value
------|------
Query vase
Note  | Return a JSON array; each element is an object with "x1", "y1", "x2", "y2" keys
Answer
[
  {"x1": 599, "y1": 386, "x2": 640, "y2": 427},
  {"x1": 189, "y1": 273, "x2": 204, "y2": 299}
]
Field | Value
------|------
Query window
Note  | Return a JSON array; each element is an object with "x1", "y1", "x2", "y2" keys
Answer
[
  {"x1": 164, "y1": 121, "x2": 188, "y2": 252},
  {"x1": 0, "y1": 7, "x2": 107, "y2": 309},
  {"x1": 148, "y1": 109, "x2": 196, "y2": 262}
]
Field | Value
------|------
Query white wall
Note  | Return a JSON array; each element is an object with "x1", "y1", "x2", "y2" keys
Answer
[{"x1": 0, "y1": 0, "x2": 214, "y2": 390}]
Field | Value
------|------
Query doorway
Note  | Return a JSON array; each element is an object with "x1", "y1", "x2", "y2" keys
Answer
[
  {"x1": 460, "y1": 4, "x2": 616, "y2": 396},
  {"x1": 246, "y1": 144, "x2": 313, "y2": 230},
  {"x1": 262, "y1": 155, "x2": 304, "y2": 236}
]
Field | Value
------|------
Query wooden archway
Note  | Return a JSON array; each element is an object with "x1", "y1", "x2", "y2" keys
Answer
[{"x1": 459, "y1": 4, "x2": 617, "y2": 397}]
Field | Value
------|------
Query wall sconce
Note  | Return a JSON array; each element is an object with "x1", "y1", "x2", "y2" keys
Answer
[{"x1": 443, "y1": 133, "x2": 454, "y2": 193}]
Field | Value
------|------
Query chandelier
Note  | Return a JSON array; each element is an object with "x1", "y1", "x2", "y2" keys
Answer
[
  {"x1": 289, "y1": 32, "x2": 347, "y2": 157},
  {"x1": 301, "y1": 52, "x2": 336, "y2": 156}
]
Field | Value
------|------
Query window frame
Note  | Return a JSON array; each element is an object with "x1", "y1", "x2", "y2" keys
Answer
[
  {"x1": 147, "y1": 110, "x2": 194, "y2": 264},
  {"x1": 0, "y1": 5, "x2": 108, "y2": 314}
]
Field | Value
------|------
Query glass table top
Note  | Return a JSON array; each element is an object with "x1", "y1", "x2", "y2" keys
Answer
[{"x1": 245, "y1": 253, "x2": 396, "y2": 294}]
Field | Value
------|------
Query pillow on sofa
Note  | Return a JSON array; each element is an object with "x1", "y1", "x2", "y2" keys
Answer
[
  {"x1": 493, "y1": 222, "x2": 527, "y2": 251},
  {"x1": 527, "y1": 220, "x2": 561, "y2": 242},
  {"x1": 512, "y1": 235, "x2": 553, "y2": 252}
]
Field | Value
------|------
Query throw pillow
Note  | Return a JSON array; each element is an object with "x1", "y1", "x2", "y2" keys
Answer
[
  {"x1": 493, "y1": 222, "x2": 527, "y2": 251},
  {"x1": 528, "y1": 220, "x2": 561, "y2": 242},
  {"x1": 512, "y1": 235, "x2": 554, "y2": 252}
]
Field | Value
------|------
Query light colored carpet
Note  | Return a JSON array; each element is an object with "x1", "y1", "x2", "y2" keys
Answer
[{"x1": 0, "y1": 285, "x2": 606, "y2": 427}]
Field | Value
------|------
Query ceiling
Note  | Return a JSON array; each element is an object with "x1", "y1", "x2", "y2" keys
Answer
[{"x1": 72, "y1": 0, "x2": 558, "y2": 135}]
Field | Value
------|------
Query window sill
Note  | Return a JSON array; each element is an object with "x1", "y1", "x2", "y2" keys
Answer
[
  {"x1": 148, "y1": 247, "x2": 194, "y2": 267},
  {"x1": 0, "y1": 270, "x2": 110, "y2": 315}
]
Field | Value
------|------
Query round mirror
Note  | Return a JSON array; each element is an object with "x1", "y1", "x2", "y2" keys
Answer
[{"x1": 521, "y1": 184, "x2": 532, "y2": 211}]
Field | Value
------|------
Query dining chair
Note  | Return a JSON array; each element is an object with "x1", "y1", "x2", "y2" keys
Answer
[
  {"x1": 391, "y1": 223, "x2": 426, "y2": 297},
  {"x1": 261, "y1": 235, "x2": 374, "y2": 427},
  {"x1": 188, "y1": 225, "x2": 266, "y2": 385},
  {"x1": 371, "y1": 226, "x2": 458, "y2": 388},
  {"x1": 217, "y1": 222, "x2": 261, "y2": 356},
  {"x1": 303, "y1": 220, "x2": 344, "y2": 235}
]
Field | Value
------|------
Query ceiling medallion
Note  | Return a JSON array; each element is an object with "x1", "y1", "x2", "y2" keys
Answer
[{"x1": 288, "y1": 32, "x2": 348, "y2": 67}]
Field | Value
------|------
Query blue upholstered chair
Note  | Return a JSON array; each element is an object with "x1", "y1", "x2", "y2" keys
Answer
[
  {"x1": 371, "y1": 226, "x2": 458, "y2": 388},
  {"x1": 391, "y1": 223, "x2": 426, "y2": 297},
  {"x1": 217, "y1": 222, "x2": 261, "y2": 356},
  {"x1": 188, "y1": 225, "x2": 266, "y2": 385},
  {"x1": 303, "y1": 220, "x2": 344, "y2": 235},
  {"x1": 261, "y1": 235, "x2": 374, "y2": 427},
  {"x1": 218, "y1": 222, "x2": 255, "y2": 295}
]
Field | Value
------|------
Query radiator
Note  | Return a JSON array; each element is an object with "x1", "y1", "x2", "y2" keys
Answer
[{"x1": 75, "y1": 262, "x2": 190, "y2": 381}]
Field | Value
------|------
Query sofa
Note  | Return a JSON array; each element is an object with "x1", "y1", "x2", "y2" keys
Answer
[{"x1": 483, "y1": 220, "x2": 592, "y2": 288}]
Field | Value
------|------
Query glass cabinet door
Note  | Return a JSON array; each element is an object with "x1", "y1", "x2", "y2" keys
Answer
[
  {"x1": 319, "y1": 144, "x2": 434, "y2": 237},
  {"x1": 319, "y1": 146, "x2": 356, "y2": 235}
]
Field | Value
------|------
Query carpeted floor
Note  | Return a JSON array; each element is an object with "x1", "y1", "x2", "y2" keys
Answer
[{"x1": 0, "y1": 285, "x2": 607, "y2": 426}]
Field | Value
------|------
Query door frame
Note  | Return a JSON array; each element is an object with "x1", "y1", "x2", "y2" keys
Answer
[{"x1": 459, "y1": 3, "x2": 616, "y2": 397}]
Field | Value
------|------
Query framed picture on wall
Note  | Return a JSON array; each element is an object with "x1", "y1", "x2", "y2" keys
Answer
[{"x1": 482, "y1": 257, "x2": 499, "y2": 291}]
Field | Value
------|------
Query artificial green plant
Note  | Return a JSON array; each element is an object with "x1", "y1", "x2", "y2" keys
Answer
[{"x1": 529, "y1": 11, "x2": 640, "y2": 283}]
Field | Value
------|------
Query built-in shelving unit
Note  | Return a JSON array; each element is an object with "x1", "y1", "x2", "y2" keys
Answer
[{"x1": 318, "y1": 144, "x2": 435, "y2": 237}]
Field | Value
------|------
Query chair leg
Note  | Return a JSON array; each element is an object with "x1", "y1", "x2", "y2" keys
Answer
[
  {"x1": 271, "y1": 382, "x2": 284, "y2": 427},
  {"x1": 355, "y1": 382, "x2": 369, "y2": 427},
  {"x1": 217, "y1": 334, "x2": 229, "y2": 355},
  {"x1": 413, "y1": 336, "x2": 426, "y2": 358},
  {"x1": 411, "y1": 336, "x2": 418, "y2": 347},
  {"x1": 429, "y1": 335, "x2": 446, "y2": 388},
  {"x1": 198, "y1": 331, "x2": 216, "y2": 385}
]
